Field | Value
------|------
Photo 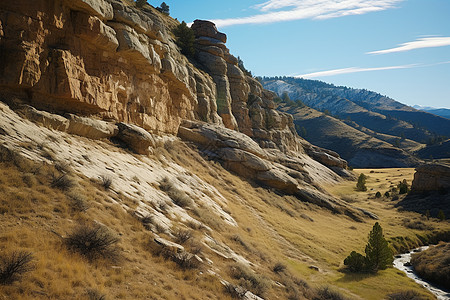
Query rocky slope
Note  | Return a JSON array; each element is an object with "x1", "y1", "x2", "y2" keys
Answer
[
  {"x1": 262, "y1": 77, "x2": 450, "y2": 142},
  {"x1": 0, "y1": 0, "x2": 361, "y2": 216}
]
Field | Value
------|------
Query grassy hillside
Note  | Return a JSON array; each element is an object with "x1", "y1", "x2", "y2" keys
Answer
[
  {"x1": 277, "y1": 103, "x2": 420, "y2": 168},
  {"x1": 1, "y1": 125, "x2": 449, "y2": 299}
]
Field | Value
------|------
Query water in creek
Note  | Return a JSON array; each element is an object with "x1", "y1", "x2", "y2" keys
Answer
[{"x1": 393, "y1": 246, "x2": 450, "y2": 300}]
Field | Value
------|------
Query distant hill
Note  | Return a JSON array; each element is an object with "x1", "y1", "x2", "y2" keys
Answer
[
  {"x1": 413, "y1": 105, "x2": 450, "y2": 119},
  {"x1": 415, "y1": 139, "x2": 450, "y2": 160},
  {"x1": 262, "y1": 77, "x2": 450, "y2": 143},
  {"x1": 277, "y1": 103, "x2": 421, "y2": 168}
]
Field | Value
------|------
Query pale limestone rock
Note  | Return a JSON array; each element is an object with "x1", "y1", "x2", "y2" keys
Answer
[
  {"x1": 117, "y1": 122, "x2": 155, "y2": 154},
  {"x1": 74, "y1": 12, "x2": 119, "y2": 51},
  {"x1": 154, "y1": 236, "x2": 184, "y2": 253},
  {"x1": 17, "y1": 105, "x2": 69, "y2": 131},
  {"x1": 64, "y1": 0, "x2": 113, "y2": 21},
  {"x1": 66, "y1": 114, "x2": 118, "y2": 139}
]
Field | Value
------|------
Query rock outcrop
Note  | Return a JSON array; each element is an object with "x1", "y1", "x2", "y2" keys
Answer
[
  {"x1": 179, "y1": 120, "x2": 361, "y2": 218},
  {"x1": 411, "y1": 163, "x2": 450, "y2": 193},
  {"x1": 0, "y1": 0, "x2": 221, "y2": 134},
  {"x1": 1, "y1": 0, "x2": 356, "y2": 216}
]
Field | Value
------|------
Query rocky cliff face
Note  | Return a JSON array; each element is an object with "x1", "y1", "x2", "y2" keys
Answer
[
  {"x1": 0, "y1": 0, "x2": 357, "y2": 216},
  {"x1": 0, "y1": 0, "x2": 221, "y2": 134}
]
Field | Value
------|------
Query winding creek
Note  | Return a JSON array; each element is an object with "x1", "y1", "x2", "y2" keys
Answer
[{"x1": 393, "y1": 246, "x2": 450, "y2": 300}]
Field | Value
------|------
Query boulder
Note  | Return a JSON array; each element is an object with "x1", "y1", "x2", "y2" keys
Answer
[
  {"x1": 117, "y1": 122, "x2": 155, "y2": 154},
  {"x1": 66, "y1": 114, "x2": 118, "y2": 139},
  {"x1": 18, "y1": 105, "x2": 69, "y2": 131},
  {"x1": 154, "y1": 236, "x2": 184, "y2": 253}
]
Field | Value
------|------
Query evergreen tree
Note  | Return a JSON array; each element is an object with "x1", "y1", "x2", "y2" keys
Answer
[
  {"x1": 438, "y1": 210, "x2": 446, "y2": 221},
  {"x1": 356, "y1": 173, "x2": 367, "y2": 191},
  {"x1": 173, "y1": 21, "x2": 195, "y2": 58},
  {"x1": 425, "y1": 210, "x2": 430, "y2": 220},
  {"x1": 365, "y1": 222, "x2": 393, "y2": 272},
  {"x1": 157, "y1": 2, "x2": 170, "y2": 15},
  {"x1": 237, "y1": 56, "x2": 252, "y2": 76}
]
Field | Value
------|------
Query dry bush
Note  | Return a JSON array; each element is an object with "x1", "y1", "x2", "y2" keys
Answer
[
  {"x1": 174, "y1": 229, "x2": 192, "y2": 244},
  {"x1": 224, "y1": 282, "x2": 247, "y2": 299},
  {"x1": 387, "y1": 290, "x2": 426, "y2": 300},
  {"x1": 272, "y1": 262, "x2": 286, "y2": 273},
  {"x1": 411, "y1": 242, "x2": 450, "y2": 289},
  {"x1": 67, "y1": 190, "x2": 89, "y2": 212},
  {"x1": 0, "y1": 251, "x2": 34, "y2": 285},
  {"x1": 51, "y1": 173, "x2": 75, "y2": 191},
  {"x1": 87, "y1": 288, "x2": 107, "y2": 300},
  {"x1": 278, "y1": 273, "x2": 313, "y2": 300},
  {"x1": 229, "y1": 263, "x2": 270, "y2": 297},
  {"x1": 99, "y1": 175, "x2": 112, "y2": 190},
  {"x1": 402, "y1": 219, "x2": 433, "y2": 231},
  {"x1": 313, "y1": 286, "x2": 348, "y2": 300},
  {"x1": 65, "y1": 224, "x2": 120, "y2": 262},
  {"x1": 230, "y1": 234, "x2": 251, "y2": 251}
]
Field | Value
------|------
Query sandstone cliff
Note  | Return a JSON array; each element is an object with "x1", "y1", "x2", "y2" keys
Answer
[{"x1": 0, "y1": 0, "x2": 357, "y2": 216}]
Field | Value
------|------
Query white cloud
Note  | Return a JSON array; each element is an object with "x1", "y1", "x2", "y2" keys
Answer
[
  {"x1": 210, "y1": 0, "x2": 403, "y2": 28},
  {"x1": 367, "y1": 37, "x2": 450, "y2": 54},
  {"x1": 296, "y1": 64, "x2": 417, "y2": 78}
]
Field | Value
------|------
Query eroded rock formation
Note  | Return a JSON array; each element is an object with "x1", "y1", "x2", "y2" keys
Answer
[{"x1": 1, "y1": 0, "x2": 357, "y2": 216}]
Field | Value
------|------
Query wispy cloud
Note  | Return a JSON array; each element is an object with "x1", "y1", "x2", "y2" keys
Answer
[
  {"x1": 210, "y1": 0, "x2": 403, "y2": 28},
  {"x1": 296, "y1": 64, "x2": 417, "y2": 78},
  {"x1": 367, "y1": 37, "x2": 450, "y2": 54}
]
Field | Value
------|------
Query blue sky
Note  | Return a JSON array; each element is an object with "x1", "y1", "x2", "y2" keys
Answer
[{"x1": 168, "y1": 0, "x2": 450, "y2": 108}]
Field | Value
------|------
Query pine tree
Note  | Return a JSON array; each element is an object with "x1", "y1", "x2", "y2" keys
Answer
[
  {"x1": 356, "y1": 173, "x2": 367, "y2": 191},
  {"x1": 173, "y1": 21, "x2": 195, "y2": 58},
  {"x1": 365, "y1": 222, "x2": 393, "y2": 272},
  {"x1": 157, "y1": 2, "x2": 170, "y2": 15},
  {"x1": 438, "y1": 210, "x2": 446, "y2": 221}
]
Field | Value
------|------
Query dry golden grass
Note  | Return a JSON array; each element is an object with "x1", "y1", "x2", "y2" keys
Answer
[{"x1": 1, "y1": 141, "x2": 448, "y2": 300}]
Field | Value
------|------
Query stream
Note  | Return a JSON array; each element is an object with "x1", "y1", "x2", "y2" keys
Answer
[{"x1": 393, "y1": 246, "x2": 450, "y2": 300}]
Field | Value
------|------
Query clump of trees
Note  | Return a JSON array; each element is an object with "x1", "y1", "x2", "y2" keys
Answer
[
  {"x1": 344, "y1": 222, "x2": 393, "y2": 273},
  {"x1": 173, "y1": 21, "x2": 195, "y2": 58},
  {"x1": 397, "y1": 179, "x2": 409, "y2": 194},
  {"x1": 356, "y1": 173, "x2": 367, "y2": 192}
]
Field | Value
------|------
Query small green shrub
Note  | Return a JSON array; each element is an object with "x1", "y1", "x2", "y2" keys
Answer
[
  {"x1": 344, "y1": 251, "x2": 366, "y2": 272},
  {"x1": 375, "y1": 191, "x2": 381, "y2": 198},
  {"x1": 397, "y1": 180, "x2": 409, "y2": 194},
  {"x1": 384, "y1": 191, "x2": 390, "y2": 197},
  {"x1": 438, "y1": 209, "x2": 446, "y2": 221}
]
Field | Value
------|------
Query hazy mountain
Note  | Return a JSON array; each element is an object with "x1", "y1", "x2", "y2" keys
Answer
[
  {"x1": 413, "y1": 105, "x2": 450, "y2": 119},
  {"x1": 262, "y1": 77, "x2": 450, "y2": 142}
]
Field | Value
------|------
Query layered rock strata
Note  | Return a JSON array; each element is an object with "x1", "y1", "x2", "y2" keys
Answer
[
  {"x1": 0, "y1": 0, "x2": 221, "y2": 134},
  {"x1": 1, "y1": 0, "x2": 356, "y2": 215}
]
